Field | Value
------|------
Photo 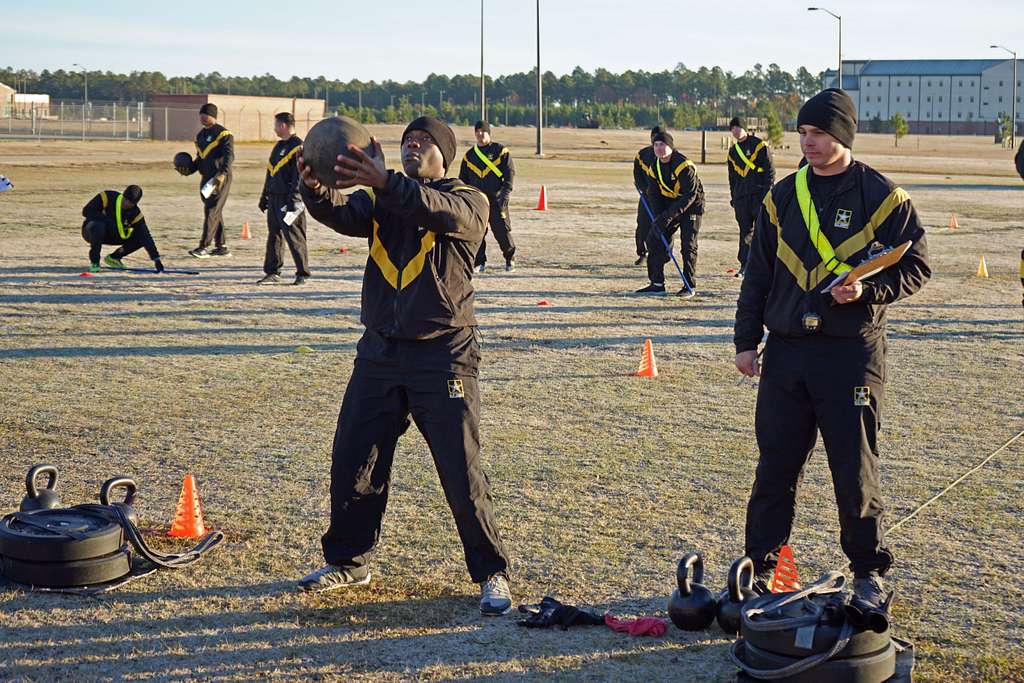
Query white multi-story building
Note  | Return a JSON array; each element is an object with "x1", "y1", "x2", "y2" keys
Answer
[{"x1": 823, "y1": 59, "x2": 1022, "y2": 135}]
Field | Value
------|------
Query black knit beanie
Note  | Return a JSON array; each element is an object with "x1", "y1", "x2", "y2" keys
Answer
[
  {"x1": 474, "y1": 120, "x2": 491, "y2": 132},
  {"x1": 729, "y1": 116, "x2": 745, "y2": 130},
  {"x1": 650, "y1": 125, "x2": 665, "y2": 137},
  {"x1": 200, "y1": 103, "x2": 218, "y2": 118},
  {"x1": 275, "y1": 112, "x2": 295, "y2": 126},
  {"x1": 652, "y1": 130, "x2": 675, "y2": 148},
  {"x1": 403, "y1": 116, "x2": 457, "y2": 169},
  {"x1": 797, "y1": 89, "x2": 857, "y2": 148}
]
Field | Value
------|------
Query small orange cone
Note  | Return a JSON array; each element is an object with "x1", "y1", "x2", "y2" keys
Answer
[
  {"x1": 168, "y1": 474, "x2": 208, "y2": 538},
  {"x1": 771, "y1": 545, "x2": 801, "y2": 593},
  {"x1": 977, "y1": 255, "x2": 989, "y2": 278},
  {"x1": 534, "y1": 185, "x2": 548, "y2": 211},
  {"x1": 633, "y1": 338, "x2": 658, "y2": 378},
  {"x1": 241, "y1": 221, "x2": 252, "y2": 240},
  {"x1": 949, "y1": 212, "x2": 959, "y2": 230}
]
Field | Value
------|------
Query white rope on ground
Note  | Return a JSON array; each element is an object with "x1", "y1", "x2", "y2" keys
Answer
[{"x1": 887, "y1": 427, "x2": 1024, "y2": 537}]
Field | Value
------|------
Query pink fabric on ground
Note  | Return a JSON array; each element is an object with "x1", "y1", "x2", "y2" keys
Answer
[{"x1": 604, "y1": 613, "x2": 668, "y2": 637}]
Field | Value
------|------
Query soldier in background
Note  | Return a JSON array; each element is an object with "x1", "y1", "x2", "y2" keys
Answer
[
  {"x1": 458, "y1": 120, "x2": 516, "y2": 272},
  {"x1": 257, "y1": 112, "x2": 310, "y2": 285},
  {"x1": 185, "y1": 103, "x2": 234, "y2": 259}
]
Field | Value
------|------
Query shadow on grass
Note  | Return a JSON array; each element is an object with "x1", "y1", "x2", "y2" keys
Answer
[
  {"x1": 0, "y1": 583, "x2": 730, "y2": 680},
  {"x1": 0, "y1": 341, "x2": 359, "y2": 359}
]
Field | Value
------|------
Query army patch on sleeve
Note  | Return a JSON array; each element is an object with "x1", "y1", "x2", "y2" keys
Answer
[
  {"x1": 853, "y1": 386, "x2": 871, "y2": 406},
  {"x1": 835, "y1": 208, "x2": 853, "y2": 230},
  {"x1": 447, "y1": 379, "x2": 465, "y2": 399}
]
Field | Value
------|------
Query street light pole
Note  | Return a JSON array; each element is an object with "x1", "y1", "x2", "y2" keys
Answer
[
  {"x1": 991, "y1": 44, "x2": 1017, "y2": 149},
  {"x1": 808, "y1": 7, "x2": 842, "y2": 88},
  {"x1": 480, "y1": 0, "x2": 486, "y2": 122},
  {"x1": 536, "y1": 0, "x2": 543, "y2": 156}
]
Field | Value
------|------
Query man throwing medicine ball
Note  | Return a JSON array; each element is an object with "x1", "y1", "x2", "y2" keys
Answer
[{"x1": 295, "y1": 116, "x2": 513, "y2": 616}]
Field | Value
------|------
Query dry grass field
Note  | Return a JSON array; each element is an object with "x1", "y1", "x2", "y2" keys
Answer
[{"x1": 0, "y1": 125, "x2": 1022, "y2": 681}]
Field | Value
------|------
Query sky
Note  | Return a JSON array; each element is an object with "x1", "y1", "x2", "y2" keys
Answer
[{"x1": 3, "y1": 0, "x2": 1023, "y2": 82}]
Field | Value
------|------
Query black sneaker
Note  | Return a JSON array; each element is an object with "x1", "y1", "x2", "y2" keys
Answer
[
  {"x1": 635, "y1": 282, "x2": 666, "y2": 294},
  {"x1": 256, "y1": 274, "x2": 281, "y2": 285},
  {"x1": 634, "y1": 255, "x2": 647, "y2": 266},
  {"x1": 211, "y1": 246, "x2": 231, "y2": 257},
  {"x1": 505, "y1": 258, "x2": 516, "y2": 272},
  {"x1": 298, "y1": 565, "x2": 371, "y2": 593},
  {"x1": 848, "y1": 574, "x2": 892, "y2": 632},
  {"x1": 293, "y1": 275, "x2": 308, "y2": 285},
  {"x1": 676, "y1": 288, "x2": 697, "y2": 299},
  {"x1": 189, "y1": 247, "x2": 212, "y2": 259}
]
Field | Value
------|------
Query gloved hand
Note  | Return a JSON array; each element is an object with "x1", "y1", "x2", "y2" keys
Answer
[
  {"x1": 258, "y1": 195, "x2": 268, "y2": 213},
  {"x1": 517, "y1": 597, "x2": 604, "y2": 630},
  {"x1": 651, "y1": 212, "x2": 670, "y2": 234},
  {"x1": 154, "y1": 259, "x2": 165, "y2": 273}
]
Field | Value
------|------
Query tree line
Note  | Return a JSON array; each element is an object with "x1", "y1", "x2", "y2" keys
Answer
[{"x1": 1, "y1": 63, "x2": 824, "y2": 130}]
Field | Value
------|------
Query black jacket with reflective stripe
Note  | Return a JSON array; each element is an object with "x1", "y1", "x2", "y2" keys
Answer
[
  {"x1": 727, "y1": 134, "x2": 775, "y2": 199},
  {"x1": 458, "y1": 142, "x2": 515, "y2": 204},
  {"x1": 194, "y1": 124, "x2": 234, "y2": 182},
  {"x1": 300, "y1": 171, "x2": 488, "y2": 340},
  {"x1": 82, "y1": 190, "x2": 148, "y2": 236},
  {"x1": 633, "y1": 145, "x2": 657, "y2": 194},
  {"x1": 261, "y1": 135, "x2": 303, "y2": 200},
  {"x1": 644, "y1": 150, "x2": 705, "y2": 219},
  {"x1": 734, "y1": 161, "x2": 930, "y2": 352}
]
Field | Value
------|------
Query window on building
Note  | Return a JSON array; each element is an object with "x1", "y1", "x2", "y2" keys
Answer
[
  {"x1": 937, "y1": 112, "x2": 942, "y2": 119},
  {"x1": 971, "y1": 96, "x2": 975, "y2": 103},
  {"x1": 999, "y1": 80, "x2": 1003, "y2": 86},
  {"x1": 927, "y1": 96, "x2": 931, "y2": 103},
  {"x1": 939, "y1": 81, "x2": 943, "y2": 87},
  {"x1": 958, "y1": 96, "x2": 963, "y2": 102},
  {"x1": 896, "y1": 96, "x2": 901, "y2": 102},
  {"x1": 927, "y1": 81, "x2": 932, "y2": 87},
  {"x1": 958, "y1": 112, "x2": 962, "y2": 119},
  {"x1": 959, "y1": 80, "x2": 963, "y2": 87},
  {"x1": 971, "y1": 80, "x2": 975, "y2": 86},
  {"x1": 999, "y1": 96, "x2": 1003, "y2": 102},
  {"x1": 908, "y1": 96, "x2": 912, "y2": 102},
  {"x1": 897, "y1": 80, "x2": 901, "y2": 86},
  {"x1": 938, "y1": 96, "x2": 943, "y2": 102},
  {"x1": 926, "y1": 112, "x2": 930, "y2": 118}
]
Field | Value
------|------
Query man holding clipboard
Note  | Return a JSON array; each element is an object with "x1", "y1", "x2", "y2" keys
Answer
[{"x1": 733, "y1": 89, "x2": 931, "y2": 615}]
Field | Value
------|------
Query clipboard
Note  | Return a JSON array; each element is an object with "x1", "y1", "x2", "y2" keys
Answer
[{"x1": 820, "y1": 241, "x2": 913, "y2": 293}]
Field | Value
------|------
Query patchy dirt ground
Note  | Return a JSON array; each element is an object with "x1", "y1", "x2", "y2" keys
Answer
[{"x1": 0, "y1": 128, "x2": 1022, "y2": 682}]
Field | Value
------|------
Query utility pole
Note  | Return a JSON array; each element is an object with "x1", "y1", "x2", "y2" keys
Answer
[
  {"x1": 536, "y1": 0, "x2": 543, "y2": 155},
  {"x1": 480, "y1": 0, "x2": 486, "y2": 121},
  {"x1": 991, "y1": 45, "x2": 1018, "y2": 148}
]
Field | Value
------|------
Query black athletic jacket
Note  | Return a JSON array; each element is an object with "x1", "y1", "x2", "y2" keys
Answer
[
  {"x1": 734, "y1": 161, "x2": 931, "y2": 352},
  {"x1": 194, "y1": 124, "x2": 234, "y2": 182},
  {"x1": 82, "y1": 190, "x2": 148, "y2": 238},
  {"x1": 1015, "y1": 143, "x2": 1024, "y2": 181},
  {"x1": 644, "y1": 150, "x2": 705, "y2": 222},
  {"x1": 458, "y1": 141, "x2": 515, "y2": 205},
  {"x1": 727, "y1": 134, "x2": 775, "y2": 200},
  {"x1": 261, "y1": 134, "x2": 303, "y2": 201},
  {"x1": 300, "y1": 171, "x2": 489, "y2": 340},
  {"x1": 633, "y1": 144, "x2": 657, "y2": 194}
]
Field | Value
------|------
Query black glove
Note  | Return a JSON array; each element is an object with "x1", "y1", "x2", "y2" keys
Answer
[
  {"x1": 651, "y1": 212, "x2": 670, "y2": 234},
  {"x1": 517, "y1": 597, "x2": 604, "y2": 630},
  {"x1": 154, "y1": 259, "x2": 165, "y2": 273},
  {"x1": 258, "y1": 195, "x2": 268, "y2": 213}
]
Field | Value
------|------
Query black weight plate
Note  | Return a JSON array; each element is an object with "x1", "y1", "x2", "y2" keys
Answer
[
  {"x1": 741, "y1": 592, "x2": 891, "y2": 658},
  {"x1": 0, "y1": 510, "x2": 123, "y2": 561},
  {"x1": 737, "y1": 639, "x2": 896, "y2": 683},
  {"x1": 1, "y1": 548, "x2": 131, "y2": 588}
]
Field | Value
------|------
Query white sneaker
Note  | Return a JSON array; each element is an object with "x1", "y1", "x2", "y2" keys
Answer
[{"x1": 479, "y1": 574, "x2": 513, "y2": 616}]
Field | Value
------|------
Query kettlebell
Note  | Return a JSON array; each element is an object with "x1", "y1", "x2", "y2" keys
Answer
[
  {"x1": 668, "y1": 552, "x2": 717, "y2": 631},
  {"x1": 21, "y1": 464, "x2": 61, "y2": 512},
  {"x1": 716, "y1": 556, "x2": 758, "y2": 635},
  {"x1": 99, "y1": 476, "x2": 139, "y2": 526}
]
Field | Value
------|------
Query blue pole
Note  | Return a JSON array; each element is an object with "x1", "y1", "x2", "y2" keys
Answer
[{"x1": 637, "y1": 190, "x2": 693, "y2": 293}]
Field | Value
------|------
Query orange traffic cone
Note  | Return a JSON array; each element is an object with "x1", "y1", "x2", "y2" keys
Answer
[
  {"x1": 977, "y1": 255, "x2": 989, "y2": 278},
  {"x1": 241, "y1": 221, "x2": 252, "y2": 240},
  {"x1": 770, "y1": 545, "x2": 801, "y2": 592},
  {"x1": 534, "y1": 185, "x2": 548, "y2": 211},
  {"x1": 168, "y1": 474, "x2": 208, "y2": 538},
  {"x1": 633, "y1": 338, "x2": 658, "y2": 378},
  {"x1": 949, "y1": 212, "x2": 959, "y2": 230}
]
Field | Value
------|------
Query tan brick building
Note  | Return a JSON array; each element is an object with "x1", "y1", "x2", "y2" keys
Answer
[{"x1": 150, "y1": 94, "x2": 325, "y2": 141}]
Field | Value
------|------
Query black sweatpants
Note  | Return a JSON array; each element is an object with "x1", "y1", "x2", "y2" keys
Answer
[
  {"x1": 82, "y1": 219, "x2": 160, "y2": 264},
  {"x1": 321, "y1": 327, "x2": 510, "y2": 583},
  {"x1": 733, "y1": 193, "x2": 763, "y2": 269},
  {"x1": 475, "y1": 199, "x2": 515, "y2": 266},
  {"x1": 645, "y1": 213, "x2": 701, "y2": 288},
  {"x1": 264, "y1": 195, "x2": 310, "y2": 277},
  {"x1": 745, "y1": 332, "x2": 894, "y2": 577},
  {"x1": 635, "y1": 198, "x2": 651, "y2": 257},
  {"x1": 198, "y1": 174, "x2": 231, "y2": 249}
]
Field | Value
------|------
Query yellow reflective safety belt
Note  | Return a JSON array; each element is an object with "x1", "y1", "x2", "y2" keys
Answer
[
  {"x1": 196, "y1": 129, "x2": 231, "y2": 159},
  {"x1": 472, "y1": 146, "x2": 504, "y2": 178},
  {"x1": 655, "y1": 158, "x2": 679, "y2": 198},
  {"x1": 114, "y1": 193, "x2": 133, "y2": 240},
  {"x1": 795, "y1": 165, "x2": 851, "y2": 276}
]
